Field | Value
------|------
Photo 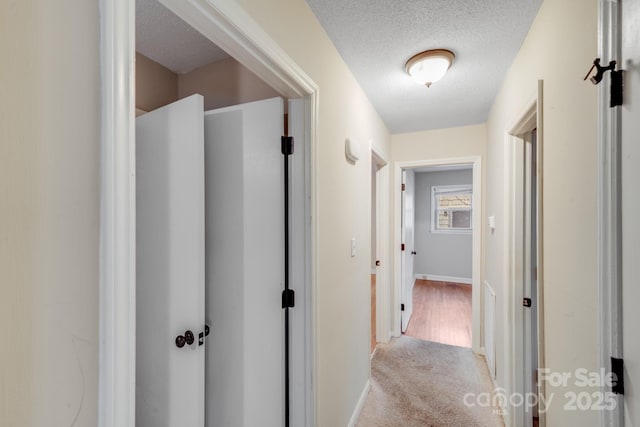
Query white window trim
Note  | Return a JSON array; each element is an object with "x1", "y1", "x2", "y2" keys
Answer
[{"x1": 430, "y1": 184, "x2": 473, "y2": 234}]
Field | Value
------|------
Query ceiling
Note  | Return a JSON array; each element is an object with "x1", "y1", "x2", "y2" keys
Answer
[
  {"x1": 305, "y1": 0, "x2": 542, "y2": 133},
  {"x1": 136, "y1": 0, "x2": 229, "y2": 74},
  {"x1": 136, "y1": 0, "x2": 542, "y2": 134}
]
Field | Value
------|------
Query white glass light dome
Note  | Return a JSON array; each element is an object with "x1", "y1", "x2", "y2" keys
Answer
[{"x1": 405, "y1": 49, "x2": 455, "y2": 87}]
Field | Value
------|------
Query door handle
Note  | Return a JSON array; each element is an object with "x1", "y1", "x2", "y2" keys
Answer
[
  {"x1": 175, "y1": 330, "x2": 195, "y2": 348},
  {"x1": 375, "y1": 260, "x2": 381, "y2": 266},
  {"x1": 411, "y1": 251, "x2": 417, "y2": 255}
]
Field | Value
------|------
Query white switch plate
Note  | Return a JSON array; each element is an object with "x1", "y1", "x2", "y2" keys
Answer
[
  {"x1": 488, "y1": 215, "x2": 496, "y2": 230},
  {"x1": 351, "y1": 238, "x2": 356, "y2": 257}
]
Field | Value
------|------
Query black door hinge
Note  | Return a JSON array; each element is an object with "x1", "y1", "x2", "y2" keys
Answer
[
  {"x1": 401, "y1": 183, "x2": 405, "y2": 191},
  {"x1": 523, "y1": 298, "x2": 532, "y2": 307},
  {"x1": 282, "y1": 289, "x2": 295, "y2": 308},
  {"x1": 198, "y1": 324, "x2": 210, "y2": 346},
  {"x1": 610, "y1": 69, "x2": 623, "y2": 107},
  {"x1": 401, "y1": 243, "x2": 405, "y2": 251},
  {"x1": 281, "y1": 136, "x2": 294, "y2": 155},
  {"x1": 611, "y1": 357, "x2": 625, "y2": 395},
  {"x1": 401, "y1": 304, "x2": 405, "y2": 311}
]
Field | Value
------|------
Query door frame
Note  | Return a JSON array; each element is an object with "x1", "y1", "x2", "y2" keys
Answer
[
  {"x1": 392, "y1": 157, "x2": 482, "y2": 353},
  {"x1": 371, "y1": 147, "x2": 391, "y2": 345},
  {"x1": 505, "y1": 81, "x2": 545, "y2": 427},
  {"x1": 98, "y1": 1, "x2": 318, "y2": 426},
  {"x1": 597, "y1": 0, "x2": 624, "y2": 425}
]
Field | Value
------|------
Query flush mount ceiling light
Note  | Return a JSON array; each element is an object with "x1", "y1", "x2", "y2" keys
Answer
[{"x1": 405, "y1": 49, "x2": 455, "y2": 87}]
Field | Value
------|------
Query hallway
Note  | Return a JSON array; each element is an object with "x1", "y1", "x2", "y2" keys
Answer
[{"x1": 356, "y1": 336, "x2": 503, "y2": 427}]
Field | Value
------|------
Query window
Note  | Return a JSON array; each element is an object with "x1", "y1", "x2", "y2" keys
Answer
[{"x1": 431, "y1": 185, "x2": 472, "y2": 232}]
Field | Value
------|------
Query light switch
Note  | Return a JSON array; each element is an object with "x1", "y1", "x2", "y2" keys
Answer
[{"x1": 351, "y1": 238, "x2": 356, "y2": 257}]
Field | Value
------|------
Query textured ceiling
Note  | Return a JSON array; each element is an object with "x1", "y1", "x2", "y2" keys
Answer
[
  {"x1": 136, "y1": 0, "x2": 229, "y2": 74},
  {"x1": 136, "y1": 0, "x2": 542, "y2": 133},
  {"x1": 305, "y1": 0, "x2": 542, "y2": 133}
]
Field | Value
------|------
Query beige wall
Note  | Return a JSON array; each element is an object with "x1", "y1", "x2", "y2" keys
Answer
[
  {"x1": 179, "y1": 57, "x2": 281, "y2": 110},
  {"x1": 484, "y1": 0, "x2": 599, "y2": 425},
  {"x1": 233, "y1": 1, "x2": 392, "y2": 425},
  {"x1": 0, "y1": 1, "x2": 100, "y2": 425},
  {"x1": 392, "y1": 124, "x2": 487, "y2": 161},
  {"x1": 136, "y1": 53, "x2": 281, "y2": 113},
  {"x1": 136, "y1": 52, "x2": 179, "y2": 112}
]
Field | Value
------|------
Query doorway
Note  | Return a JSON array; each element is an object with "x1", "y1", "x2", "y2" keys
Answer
[
  {"x1": 371, "y1": 149, "x2": 390, "y2": 355},
  {"x1": 508, "y1": 86, "x2": 544, "y2": 427},
  {"x1": 99, "y1": 0, "x2": 317, "y2": 425},
  {"x1": 133, "y1": 3, "x2": 309, "y2": 425},
  {"x1": 371, "y1": 157, "x2": 378, "y2": 354},
  {"x1": 403, "y1": 165, "x2": 473, "y2": 348},
  {"x1": 392, "y1": 157, "x2": 482, "y2": 354},
  {"x1": 513, "y1": 128, "x2": 541, "y2": 427}
]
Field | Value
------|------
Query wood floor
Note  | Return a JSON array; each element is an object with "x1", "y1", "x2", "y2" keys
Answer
[{"x1": 405, "y1": 279, "x2": 472, "y2": 348}]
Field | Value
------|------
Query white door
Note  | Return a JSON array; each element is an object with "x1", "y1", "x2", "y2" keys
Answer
[
  {"x1": 136, "y1": 94, "x2": 206, "y2": 426},
  {"x1": 401, "y1": 170, "x2": 415, "y2": 332},
  {"x1": 621, "y1": 1, "x2": 640, "y2": 422},
  {"x1": 204, "y1": 97, "x2": 285, "y2": 427}
]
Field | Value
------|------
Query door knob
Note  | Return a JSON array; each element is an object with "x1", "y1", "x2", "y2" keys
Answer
[
  {"x1": 175, "y1": 330, "x2": 195, "y2": 348},
  {"x1": 375, "y1": 260, "x2": 381, "y2": 266}
]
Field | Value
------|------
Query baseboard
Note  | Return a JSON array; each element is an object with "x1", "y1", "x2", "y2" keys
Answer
[
  {"x1": 483, "y1": 354, "x2": 508, "y2": 426},
  {"x1": 347, "y1": 379, "x2": 371, "y2": 427},
  {"x1": 414, "y1": 273, "x2": 472, "y2": 285}
]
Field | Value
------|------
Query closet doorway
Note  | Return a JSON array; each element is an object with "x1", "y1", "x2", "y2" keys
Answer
[{"x1": 115, "y1": 0, "x2": 317, "y2": 425}]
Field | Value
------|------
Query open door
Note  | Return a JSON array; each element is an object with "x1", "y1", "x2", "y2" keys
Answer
[
  {"x1": 204, "y1": 97, "x2": 285, "y2": 427},
  {"x1": 136, "y1": 94, "x2": 206, "y2": 426},
  {"x1": 136, "y1": 95, "x2": 301, "y2": 426},
  {"x1": 401, "y1": 170, "x2": 416, "y2": 332}
]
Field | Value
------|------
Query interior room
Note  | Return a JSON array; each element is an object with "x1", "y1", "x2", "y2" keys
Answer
[{"x1": 404, "y1": 165, "x2": 474, "y2": 348}]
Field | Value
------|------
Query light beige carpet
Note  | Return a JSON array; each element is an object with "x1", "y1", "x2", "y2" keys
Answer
[{"x1": 356, "y1": 336, "x2": 504, "y2": 427}]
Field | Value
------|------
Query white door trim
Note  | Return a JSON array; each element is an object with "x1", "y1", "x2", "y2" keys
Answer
[
  {"x1": 98, "y1": 1, "x2": 319, "y2": 425},
  {"x1": 597, "y1": 0, "x2": 624, "y2": 425},
  {"x1": 392, "y1": 157, "x2": 482, "y2": 353},
  {"x1": 505, "y1": 81, "x2": 545, "y2": 427},
  {"x1": 98, "y1": 0, "x2": 136, "y2": 425}
]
